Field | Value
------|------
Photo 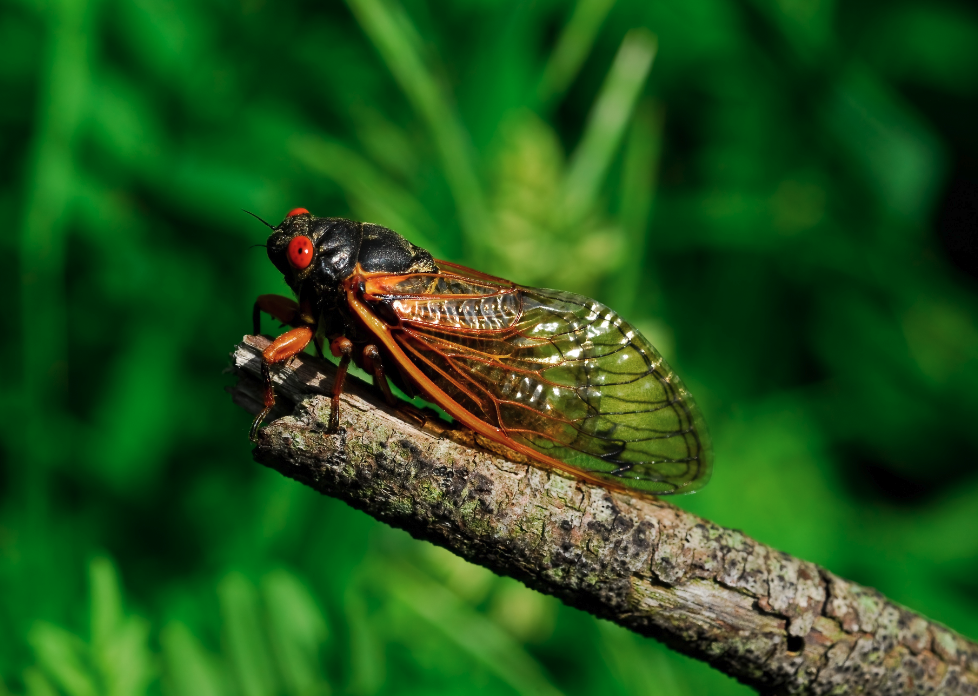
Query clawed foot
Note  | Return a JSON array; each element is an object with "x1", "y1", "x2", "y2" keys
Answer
[{"x1": 249, "y1": 408, "x2": 269, "y2": 442}]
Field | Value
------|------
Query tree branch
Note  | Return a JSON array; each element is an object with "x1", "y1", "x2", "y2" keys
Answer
[{"x1": 228, "y1": 335, "x2": 978, "y2": 695}]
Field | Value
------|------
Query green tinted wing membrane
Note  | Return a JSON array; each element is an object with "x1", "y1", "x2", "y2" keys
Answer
[{"x1": 383, "y1": 273, "x2": 712, "y2": 494}]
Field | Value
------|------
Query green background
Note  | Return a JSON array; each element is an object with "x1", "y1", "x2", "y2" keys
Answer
[{"x1": 2, "y1": 0, "x2": 977, "y2": 693}]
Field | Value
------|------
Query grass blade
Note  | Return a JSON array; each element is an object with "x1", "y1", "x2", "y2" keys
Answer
[
  {"x1": 373, "y1": 563, "x2": 565, "y2": 696},
  {"x1": 345, "y1": 0, "x2": 488, "y2": 248},
  {"x1": 536, "y1": 0, "x2": 618, "y2": 108},
  {"x1": 564, "y1": 28, "x2": 657, "y2": 223}
]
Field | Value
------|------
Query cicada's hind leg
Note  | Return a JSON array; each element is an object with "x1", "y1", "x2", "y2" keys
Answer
[
  {"x1": 363, "y1": 344, "x2": 397, "y2": 408},
  {"x1": 249, "y1": 325, "x2": 315, "y2": 441},
  {"x1": 328, "y1": 337, "x2": 353, "y2": 433},
  {"x1": 363, "y1": 347, "x2": 442, "y2": 432},
  {"x1": 253, "y1": 294, "x2": 302, "y2": 335}
]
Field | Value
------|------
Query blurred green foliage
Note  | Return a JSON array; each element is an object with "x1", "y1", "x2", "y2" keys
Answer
[{"x1": 1, "y1": 0, "x2": 977, "y2": 693}]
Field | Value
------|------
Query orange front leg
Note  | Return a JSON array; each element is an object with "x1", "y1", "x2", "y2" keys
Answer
[
  {"x1": 249, "y1": 325, "x2": 315, "y2": 441},
  {"x1": 253, "y1": 294, "x2": 301, "y2": 335}
]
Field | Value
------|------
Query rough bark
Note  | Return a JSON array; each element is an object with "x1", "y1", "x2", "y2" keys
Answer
[{"x1": 228, "y1": 335, "x2": 978, "y2": 696}]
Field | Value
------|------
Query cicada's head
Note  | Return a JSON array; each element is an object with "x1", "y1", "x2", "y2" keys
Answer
[{"x1": 265, "y1": 209, "x2": 363, "y2": 296}]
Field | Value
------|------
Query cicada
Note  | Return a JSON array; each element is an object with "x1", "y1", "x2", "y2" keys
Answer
[{"x1": 250, "y1": 209, "x2": 712, "y2": 495}]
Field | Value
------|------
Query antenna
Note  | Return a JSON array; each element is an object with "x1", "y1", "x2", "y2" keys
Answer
[{"x1": 243, "y1": 209, "x2": 275, "y2": 230}]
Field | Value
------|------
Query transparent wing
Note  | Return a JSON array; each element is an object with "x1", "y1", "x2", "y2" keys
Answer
[{"x1": 363, "y1": 263, "x2": 712, "y2": 494}]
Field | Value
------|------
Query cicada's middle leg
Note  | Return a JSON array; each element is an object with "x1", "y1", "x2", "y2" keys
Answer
[
  {"x1": 328, "y1": 337, "x2": 354, "y2": 433},
  {"x1": 323, "y1": 340, "x2": 398, "y2": 433},
  {"x1": 249, "y1": 325, "x2": 314, "y2": 441}
]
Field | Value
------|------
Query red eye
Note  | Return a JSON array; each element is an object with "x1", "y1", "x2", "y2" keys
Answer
[
  {"x1": 287, "y1": 207, "x2": 310, "y2": 218},
  {"x1": 287, "y1": 235, "x2": 314, "y2": 269}
]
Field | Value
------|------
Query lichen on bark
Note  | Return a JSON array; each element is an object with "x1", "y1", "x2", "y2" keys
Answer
[{"x1": 228, "y1": 335, "x2": 978, "y2": 696}]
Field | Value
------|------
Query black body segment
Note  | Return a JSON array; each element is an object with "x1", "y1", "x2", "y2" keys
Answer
[{"x1": 359, "y1": 223, "x2": 437, "y2": 274}]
